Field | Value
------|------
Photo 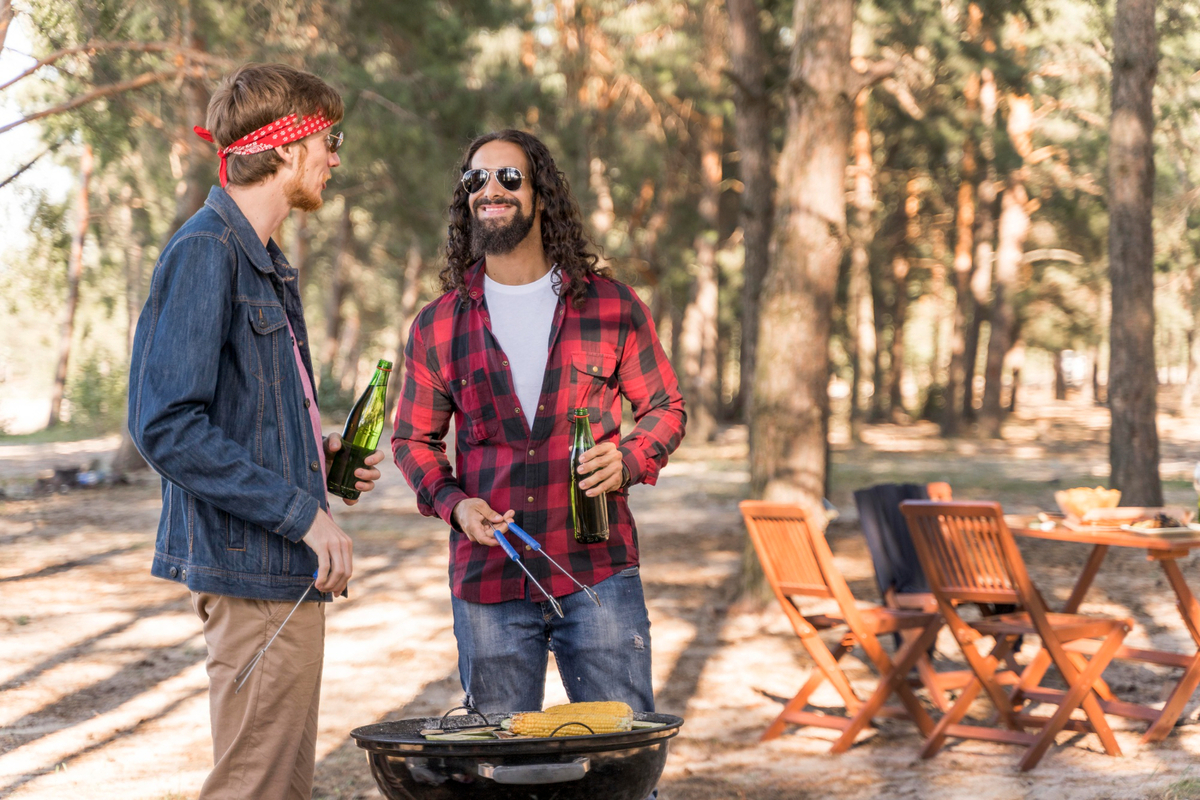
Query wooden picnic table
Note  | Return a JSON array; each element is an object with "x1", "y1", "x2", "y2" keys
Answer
[{"x1": 1007, "y1": 514, "x2": 1200, "y2": 743}]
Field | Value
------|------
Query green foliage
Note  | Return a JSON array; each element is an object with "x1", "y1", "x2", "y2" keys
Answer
[{"x1": 65, "y1": 348, "x2": 127, "y2": 431}]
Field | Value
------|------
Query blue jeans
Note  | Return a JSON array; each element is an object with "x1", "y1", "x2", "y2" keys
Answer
[{"x1": 450, "y1": 566, "x2": 654, "y2": 713}]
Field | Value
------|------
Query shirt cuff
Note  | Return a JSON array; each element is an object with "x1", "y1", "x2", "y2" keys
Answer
[
  {"x1": 619, "y1": 448, "x2": 643, "y2": 488},
  {"x1": 434, "y1": 485, "x2": 472, "y2": 530}
]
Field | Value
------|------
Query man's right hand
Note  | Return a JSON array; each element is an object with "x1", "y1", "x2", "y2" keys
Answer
[
  {"x1": 302, "y1": 512, "x2": 353, "y2": 595},
  {"x1": 452, "y1": 498, "x2": 514, "y2": 547}
]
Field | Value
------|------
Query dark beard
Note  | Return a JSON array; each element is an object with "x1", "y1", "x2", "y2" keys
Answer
[{"x1": 471, "y1": 199, "x2": 535, "y2": 256}]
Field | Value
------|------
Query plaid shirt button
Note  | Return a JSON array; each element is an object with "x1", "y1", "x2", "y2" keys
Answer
[{"x1": 527, "y1": 496, "x2": 535, "y2": 503}]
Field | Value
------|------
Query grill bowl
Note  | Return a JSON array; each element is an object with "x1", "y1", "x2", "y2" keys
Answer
[{"x1": 351, "y1": 711, "x2": 683, "y2": 800}]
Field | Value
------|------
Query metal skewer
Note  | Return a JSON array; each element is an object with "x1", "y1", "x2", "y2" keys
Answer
[
  {"x1": 234, "y1": 570, "x2": 319, "y2": 693},
  {"x1": 504, "y1": 522, "x2": 602, "y2": 608},
  {"x1": 492, "y1": 526, "x2": 565, "y2": 618}
]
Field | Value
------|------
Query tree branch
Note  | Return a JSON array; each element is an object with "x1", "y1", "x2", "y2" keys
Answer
[
  {"x1": 1022, "y1": 248, "x2": 1084, "y2": 266},
  {"x1": 0, "y1": 40, "x2": 232, "y2": 93},
  {"x1": 0, "y1": 137, "x2": 66, "y2": 190},
  {"x1": 0, "y1": 67, "x2": 204, "y2": 135},
  {"x1": 848, "y1": 57, "x2": 896, "y2": 97},
  {"x1": 877, "y1": 77, "x2": 925, "y2": 120},
  {"x1": 358, "y1": 89, "x2": 423, "y2": 123}
]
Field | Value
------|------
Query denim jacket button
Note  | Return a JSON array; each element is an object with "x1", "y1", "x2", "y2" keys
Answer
[
  {"x1": 310, "y1": 461, "x2": 320, "y2": 472},
  {"x1": 180, "y1": 568, "x2": 187, "y2": 580},
  {"x1": 169, "y1": 566, "x2": 178, "y2": 578},
  {"x1": 304, "y1": 398, "x2": 311, "y2": 408}
]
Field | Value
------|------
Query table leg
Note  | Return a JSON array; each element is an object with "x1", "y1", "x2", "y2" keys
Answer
[
  {"x1": 1142, "y1": 557, "x2": 1200, "y2": 743},
  {"x1": 1063, "y1": 545, "x2": 1109, "y2": 614}
]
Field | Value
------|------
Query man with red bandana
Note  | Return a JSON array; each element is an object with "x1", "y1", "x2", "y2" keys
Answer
[
  {"x1": 392, "y1": 129, "x2": 686, "y2": 757},
  {"x1": 128, "y1": 64, "x2": 383, "y2": 799}
]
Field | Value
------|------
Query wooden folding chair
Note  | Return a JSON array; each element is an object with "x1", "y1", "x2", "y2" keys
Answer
[
  {"x1": 739, "y1": 500, "x2": 943, "y2": 752},
  {"x1": 900, "y1": 500, "x2": 1133, "y2": 771}
]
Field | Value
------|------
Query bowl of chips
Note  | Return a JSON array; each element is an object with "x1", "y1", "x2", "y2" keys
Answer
[{"x1": 1055, "y1": 486, "x2": 1121, "y2": 520}]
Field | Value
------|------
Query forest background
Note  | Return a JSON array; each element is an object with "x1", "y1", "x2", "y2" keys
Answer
[{"x1": 0, "y1": 0, "x2": 1194, "y2": 518}]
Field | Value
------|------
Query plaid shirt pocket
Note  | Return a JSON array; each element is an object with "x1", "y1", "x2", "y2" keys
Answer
[
  {"x1": 456, "y1": 367, "x2": 500, "y2": 444},
  {"x1": 570, "y1": 347, "x2": 618, "y2": 419}
]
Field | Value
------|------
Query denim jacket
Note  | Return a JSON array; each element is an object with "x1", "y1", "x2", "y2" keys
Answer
[{"x1": 129, "y1": 186, "x2": 328, "y2": 602}]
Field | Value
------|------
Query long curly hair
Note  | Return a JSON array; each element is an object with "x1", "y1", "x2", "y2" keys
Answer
[{"x1": 441, "y1": 129, "x2": 609, "y2": 309}]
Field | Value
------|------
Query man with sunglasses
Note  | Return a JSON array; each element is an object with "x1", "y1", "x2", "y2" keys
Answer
[
  {"x1": 128, "y1": 63, "x2": 382, "y2": 800},
  {"x1": 393, "y1": 130, "x2": 686, "y2": 748}
]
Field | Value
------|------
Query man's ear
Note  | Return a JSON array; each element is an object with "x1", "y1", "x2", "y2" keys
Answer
[{"x1": 276, "y1": 141, "x2": 302, "y2": 172}]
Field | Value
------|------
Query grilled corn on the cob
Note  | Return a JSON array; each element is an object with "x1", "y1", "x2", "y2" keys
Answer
[
  {"x1": 509, "y1": 702, "x2": 634, "y2": 737},
  {"x1": 543, "y1": 701, "x2": 633, "y2": 718}
]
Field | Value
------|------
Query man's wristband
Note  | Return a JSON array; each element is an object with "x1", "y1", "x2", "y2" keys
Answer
[{"x1": 620, "y1": 464, "x2": 632, "y2": 489}]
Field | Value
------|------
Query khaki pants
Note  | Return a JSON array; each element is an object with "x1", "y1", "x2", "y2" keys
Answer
[{"x1": 192, "y1": 592, "x2": 325, "y2": 800}]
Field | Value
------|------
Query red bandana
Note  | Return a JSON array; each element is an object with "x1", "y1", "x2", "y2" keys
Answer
[{"x1": 193, "y1": 112, "x2": 334, "y2": 187}]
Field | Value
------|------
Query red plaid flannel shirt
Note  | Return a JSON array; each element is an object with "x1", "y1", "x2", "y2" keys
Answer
[{"x1": 391, "y1": 261, "x2": 686, "y2": 603}]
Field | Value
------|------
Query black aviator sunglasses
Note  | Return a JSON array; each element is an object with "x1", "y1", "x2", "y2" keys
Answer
[
  {"x1": 325, "y1": 131, "x2": 344, "y2": 154},
  {"x1": 461, "y1": 167, "x2": 524, "y2": 194}
]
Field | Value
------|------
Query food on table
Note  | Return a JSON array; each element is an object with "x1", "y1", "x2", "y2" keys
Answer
[
  {"x1": 1130, "y1": 513, "x2": 1185, "y2": 530},
  {"x1": 1055, "y1": 486, "x2": 1122, "y2": 519}
]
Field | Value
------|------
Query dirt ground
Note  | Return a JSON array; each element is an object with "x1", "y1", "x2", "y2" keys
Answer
[{"x1": 3, "y1": 393, "x2": 1200, "y2": 800}]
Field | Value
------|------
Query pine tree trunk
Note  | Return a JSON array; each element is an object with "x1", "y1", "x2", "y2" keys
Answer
[
  {"x1": 322, "y1": 199, "x2": 354, "y2": 390},
  {"x1": 848, "y1": 89, "x2": 878, "y2": 431},
  {"x1": 293, "y1": 211, "x2": 311, "y2": 299},
  {"x1": 943, "y1": 75, "x2": 979, "y2": 436},
  {"x1": 728, "y1": 0, "x2": 774, "y2": 424},
  {"x1": 0, "y1": 0, "x2": 12, "y2": 56},
  {"x1": 1184, "y1": 326, "x2": 1200, "y2": 411},
  {"x1": 679, "y1": 5, "x2": 725, "y2": 442},
  {"x1": 962, "y1": 67, "x2": 998, "y2": 421},
  {"x1": 48, "y1": 145, "x2": 93, "y2": 428},
  {"x1": 979, "y1": 91, "x2": 1034, "y2": 438},
  {"x1": 978, "y1": 177, "x2": 1029, "y2": 437},
  {"x1": 1055, "y1": 350, "x2": 1068, "y2": 400},
  {"x1": 386, "y1": 245, "x2": 425, "y2": 417},
  {"x1": 1108, "y1": 0, "x2": 1162, "y2": 505},
  {"x1": 750, "y1": 0, "x2": 852, "y2": 506},
  {"x1": 888, "y1": 256, "x2": 910, "y2": 421}
]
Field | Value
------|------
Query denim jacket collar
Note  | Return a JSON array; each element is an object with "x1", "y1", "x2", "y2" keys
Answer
[{"x1": 204, "y1": 185, "x2": 275, "y2": 275}]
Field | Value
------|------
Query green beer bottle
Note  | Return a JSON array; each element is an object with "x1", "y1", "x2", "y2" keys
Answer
[
  {"x1": 326, "y1": 359, "x2": 392, "y2": 500},
  {"x1": 569, "y1": 408, "x2": 609, "y2": 544}
]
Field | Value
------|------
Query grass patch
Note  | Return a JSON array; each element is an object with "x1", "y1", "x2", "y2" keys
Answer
[
  {"x1": 0, "y1": 424, "x2": 118, "y2": 446},
  {"x1": 1165, "y1": 777, "x2": 1200, "y2": 800}
]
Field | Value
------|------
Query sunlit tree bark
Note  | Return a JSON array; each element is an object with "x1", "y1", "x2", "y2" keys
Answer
[
  {"x1": 1108, "y1": 0, "x2": 1162, "y2": 505},
  {"x1": 48, "y1": 145, "x2": 93, "y2": 428},
  {"x1": 750, "y1": 0, "x2": 852, "y2": 507},
  {"x1": 727, "y1": 0, "x2": 774, "y2": 423}
]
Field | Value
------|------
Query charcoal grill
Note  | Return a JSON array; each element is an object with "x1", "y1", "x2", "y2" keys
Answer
[{"x1": 350, "y1": 711, "x2": 683, "y2": 800}]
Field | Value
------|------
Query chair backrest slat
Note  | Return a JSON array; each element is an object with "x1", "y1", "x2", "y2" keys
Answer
[
  {"x1": 739, "y1": 501, "x2": 834, "y2": 600},
  {"x1": 900, "y1": 501, "x2": 1021, "y2": 605}
]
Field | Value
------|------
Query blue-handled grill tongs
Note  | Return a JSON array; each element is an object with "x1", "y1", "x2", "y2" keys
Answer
[
  {"x1": 493, "y1": 522, "x2": 602, "y2": 608},
  {"x1": 492, "y1": 526, "x2": 565, "y2": 618}
]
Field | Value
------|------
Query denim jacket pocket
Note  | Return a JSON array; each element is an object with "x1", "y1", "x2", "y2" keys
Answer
[
  {"x1": 458, "y1": 367, "x2": 498, "y2": 444},
  {"x1": 225, "y1": 511, "x2": 246, "y2": 551},
  {"x1": 248, "y1": 303, "x2": 288, "y2": 385}
]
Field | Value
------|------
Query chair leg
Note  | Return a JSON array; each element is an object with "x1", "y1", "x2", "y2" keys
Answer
[
  {"x1": 800, "y1": 632, "x2": 862, "y2": 712},
  {"x1": 761, "y1": 639, "x2": 851, "y2": 742},
  {"x1": 921, "y1": 676, "x2": 983, "y2": 759},
  {"x1": 830, "y1": 618, "x2": 941, "y2": 754},
  {"x1": 1017, "y1": 628, "x2": 1127, "y2": 771}
]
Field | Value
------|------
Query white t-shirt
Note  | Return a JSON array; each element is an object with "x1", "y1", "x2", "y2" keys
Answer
[{"x1": 484, "y1": 269, "x2": 559, "y2": 428}]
